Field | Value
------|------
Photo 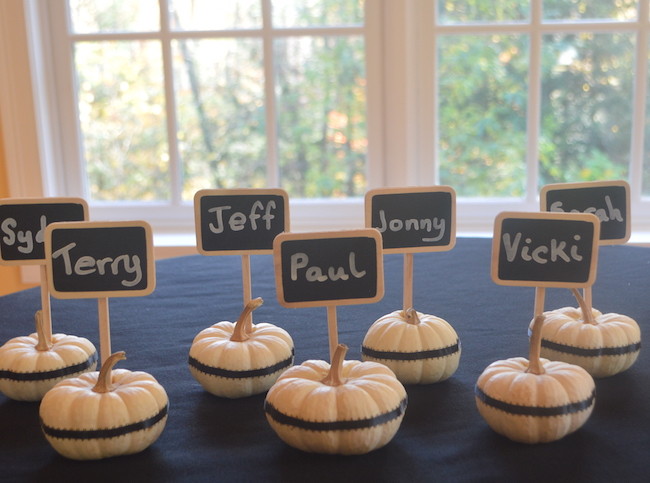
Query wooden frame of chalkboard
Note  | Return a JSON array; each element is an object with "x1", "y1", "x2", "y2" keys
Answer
[
  {"x1": 273, "y1": 229, "x2": 384, "y2": 308},
  {"x1": 0, "y1": 197, "x2": 88, "y2": 265},
  {"x1": 194, "y1": 188, "x2": 289, "y2": 255},
  {"x1": 492, "y1": 211, "x2": 600, "y2": 288},
  {"x1": 540, "y1": 180, "x2": 630, "y2": 245},
  {"x1": 364, "y1": 186, "x2": 456, "y2": 253},
  {"x1": 45, "y1": 220, "x2": 155, "y2": 299}
]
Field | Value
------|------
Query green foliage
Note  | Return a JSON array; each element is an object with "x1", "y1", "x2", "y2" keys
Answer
[
  {"x1": 438, "y1": 34, "x2": 529, "y2": 196},
  {"x1": 76, "y1": 41, "x2": 170, "y2": 201},
  {"x1": 275, "y1": 34, "x2": 367, "y2": 198},
  {"x1": 438, "y1": 0, "x2": 636, "y2": 197},
  {"x1": 538, "y1": 31, "x2": 633, "y2": 188}
]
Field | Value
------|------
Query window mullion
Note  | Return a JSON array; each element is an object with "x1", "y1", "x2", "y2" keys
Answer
[
  {"x1": 159, "y1": 0, "x2": 183, "y2": 206},
  {"x1": 261, "y1": 0, "x2": 279, "y2": 188},
  {"x1": 525, "y1": 0, "x2": 543, "y2": 204},
  {"x1": 629, "y1": 4, "x2": 649, "y2": 203}
]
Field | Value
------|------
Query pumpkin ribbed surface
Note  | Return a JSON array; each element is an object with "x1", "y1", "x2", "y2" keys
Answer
[
  {"x1": 189, "y1": 321, "x2": 294, "y2": 398},
  {"x1": 535, "y1": 307, "x2": 641, "y2": 378},
  {"x1": 475, "y1": 357, "x2": 595, "y2": 444},
  {"x1": 39, "y1": 363, "x2": 168, "y2": 460},
  {"x1": 264, "y1": 356, "x2": 407, "y2": 455},
  {"x1": 361, "y1": 309, "x2": 461, "y2": 384},
  {"x1": 0, "y1": 332, "x2": 97, "y2": 401}
]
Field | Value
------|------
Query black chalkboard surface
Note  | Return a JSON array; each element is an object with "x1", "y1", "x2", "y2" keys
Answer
[
  {"x1": 0, "y1": 197, "x2": 88, "y2": 265},
  {"x1": 541, "y1": 180, "x2": 630, "y2": 244},
  {"x1": 194, "y1": 189, "x2": 289, "y2": 255},
  {"x1": 45, "y1": 221, "x2": 155, "y2": 299},
  {"x1": 365, "y1": 186, "x2": 456, "y2": 252},
  {"x1": 273, "y1": 229, "x2": 384, "y2": 308},
  {"x1": 492, "y1": 212, "x2": 600, "y2": 288}
]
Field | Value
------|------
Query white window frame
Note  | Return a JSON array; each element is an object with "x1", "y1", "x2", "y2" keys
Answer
[
  {"x1": 3, "y1": 0, "x2": 650, "y2": 247},
  {"x1": 415, "y1": 0, "x2": 650, "y2": 239}
]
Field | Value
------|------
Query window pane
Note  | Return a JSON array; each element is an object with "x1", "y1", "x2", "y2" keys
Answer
[
  {"x1": 69, "y1": 0, "x2": 159, "y2": 33},
  {"x1": 438, "y1": 35, "x2": 529, "y2": 197},
  {"x1": 172, "y1": 39, "x2": 266, "y2": 199},
  {"x1": 272, "y1": 0, "x2": 364, "y2": 27},
  {"x1": 643, "y1": 40, "x2": 650, "y2": 195},
  {"x1": 168, "y1": 0, "x2": 261, "y2": 31},
  {"x1": 437, "y1": 0, "x2": 529, "y2": 24},
  {"x1": 75, "y1": 41, "x2": 169, "y2": 201},
  {"x1": 543, "y1": 0, "x2": 637, "y2": 21},
  {"x1": 275, "y1": 36, "x2": 367, "y2": 198},
  {"x1": 540, "y1": 33, "x2": 633, "y2": 187}
]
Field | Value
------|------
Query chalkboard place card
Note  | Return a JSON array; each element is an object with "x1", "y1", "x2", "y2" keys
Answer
[
  {"x1": 540, "y1": 180, "x2": 630, "y2": 244},
  {"x1": 273, "y1": 229, "x2": 384, "y2": 308},
  {"x1": 365, "y1": 186, "x2": 456, "y2": 253},
  {"x1": 194, "y1": 188, "x2": 289, "y2": 255},
  {"x1": 492, "y1": 211, "x2": 600, "y2": 288},
  {"x1": 45, "y1": 221, "x2": 155, "y2": 299},
  {"x1": 0, "y1": 197, "x2": 88, "y2": 265}
]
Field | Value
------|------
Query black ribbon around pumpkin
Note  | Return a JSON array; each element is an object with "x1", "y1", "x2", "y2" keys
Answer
[
  {"x1": 540, "y1": 339, "x2": 641, "y2": 357},
  {"x1": 361, "y1": 340, "x2": 460, "y2": 361},
  {"x1": 0, "y1": 351, "x2": 98, "y2": 382},
  {"x1": 41, "y1": 403, "x2": 168, "y2": 440},
  {"x1": 264, "y1": 397, "x2": 408, "y2": 432},
  {"x1": 474, "y1": 386, "x2": 596, "y2": 417},
  {"x1": 188, "y1": 349, "x2": 294, "y2": 379}
]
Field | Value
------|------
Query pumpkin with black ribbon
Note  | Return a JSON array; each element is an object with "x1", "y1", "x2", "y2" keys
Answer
[
  {"x1": 531, "y1": 289, "x2": 641, "y2": 378},
  {"x1": 475, "y1": 314, "x2": 595, "y2": 444},
  {"x1": 39, "y1": 351, "x2": 168, "y2": 460},
  {"x1": 189, "y1": 297, "x2": 294, "y2": 398},
  {"x1": 361, "y1": 308, "x2": 461, "y2": 384},
  {"x1": 264, "y1": 344, "x2": 407, "y2": 455},
  {"x1": 0, "y1": 311, "x2": 97, "y2": 401}
]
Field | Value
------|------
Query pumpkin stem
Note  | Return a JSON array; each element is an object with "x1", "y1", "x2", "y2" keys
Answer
[
  {"x1": 526, "y1": 314, "x2": 546, "y2": 375},
  {"x1": 93, "y1": 351, "x2": 126, "y2": 394},
  {"x1": 231, "y1": 297, "x2": 264, "y2": 342},
  {"x1": 570, "y1": 288, "x2": 597, "y2": 325},
  {"x1": 34, "y1": 310, "x2": 52, "y2": 352},
  {"x1": 321, "y1": 344, "x2": 348, "y2": 387},
  {"x1": 403, "y1": 308, "x2": 421, "y2": 325}
]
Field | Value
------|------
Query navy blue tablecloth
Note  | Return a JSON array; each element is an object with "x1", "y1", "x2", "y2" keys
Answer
[{"x1": 1, "y1": 238, "x2": 649, "y2": 482}]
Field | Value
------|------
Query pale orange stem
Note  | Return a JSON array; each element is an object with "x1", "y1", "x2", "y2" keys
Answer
[
  {"x1": 34, "y1": 310, "x2": 52, "y2": 352},
  {"x1": 231, "y1": 297, "x2": 264, "y2": 342},
  {"x1": 93, "y1": 351, "x2": 126, "y2": 394},
  {"x1": 571, "y1": 288, "x2": 597, "y2": 325},
  {"x1": 402, "y1": 308, "x2": 421, "y2": 325},
  {"x1": 526, "y1": 314, "x2": 546, "y2": 375},
  {"x1": 321, "y1": 344, "x2": 348, "y2": 387}
]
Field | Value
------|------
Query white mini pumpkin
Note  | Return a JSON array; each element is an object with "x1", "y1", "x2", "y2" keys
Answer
[
  {"x1": 189, "y1": 297, "x2": 294, "y2": 398},
  {"x1": 532, "y1": 289, "x2": 641, "y2": 378},
  {"x1": 264, "y1": 344, "x2": 407, "y2": 455},
  {"x1": 475, "y1": 315, "x2": 595, "y2": 444},
  {"x1": 39, "y1": 351, "x2": 168, "y2": 460},
  {"x1": 0, "y1": 311, "x2": 97, "y2": 401},
  {"x1": 361, "y1": 308, "x2": 460, "y2": 384}
]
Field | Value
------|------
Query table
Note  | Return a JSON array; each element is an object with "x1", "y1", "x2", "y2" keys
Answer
[{"x1": 1, "y1": 238, "x2": 649, "y2": 482}]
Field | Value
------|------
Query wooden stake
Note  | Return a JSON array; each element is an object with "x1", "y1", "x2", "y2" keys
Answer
[
  {"x1": 241, "y1": 254, "x2": 253, "y2": 330},
  {"x1": 403, "y1": 253, "x2": 414, "y2": 311},
  {"x1": 582, "y1": 287, "x2": 592, "y2": 311},
  {"x1": 39, "y1": 265, "x2": 53, "y2": 342},
  {"x1": 327, "y1": 305, "x2": 339, "y2": 363},
  {"x1": 97, "y1": 297, "x2": 111, "y2": 365},
  {"x1": 534, "y1": 286, "x2": 546, "y2": 316}
]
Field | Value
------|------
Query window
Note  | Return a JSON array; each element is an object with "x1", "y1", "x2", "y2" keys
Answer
[
  {"x1": 3, "y1": 0, "x2": 650, "y2": 241},
  {"x1": 29, "y1": 0, "x2": 373, "y2": 235},
  {"x1": 420, "y1": 0, "x2": 650, "y2": 234}
]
